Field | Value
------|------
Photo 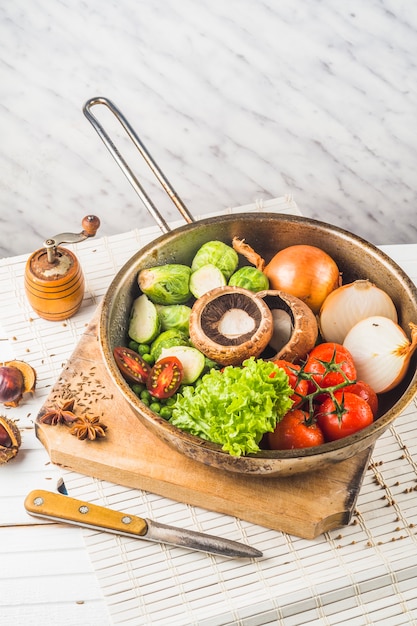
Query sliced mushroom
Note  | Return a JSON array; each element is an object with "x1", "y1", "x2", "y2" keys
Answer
[
  {"x1": 189, "y1": 286, "x2": 274, "y2": 366},
  {"x1": 257, "y1": 290, "x2": 318, "y2": 362}
]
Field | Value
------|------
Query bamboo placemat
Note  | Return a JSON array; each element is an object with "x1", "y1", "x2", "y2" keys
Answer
[{"x1": 1, "y1": 196, "x2": 417, "y2": 625}]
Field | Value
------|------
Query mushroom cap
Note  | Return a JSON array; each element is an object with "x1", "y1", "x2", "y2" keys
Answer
[
  {"x1": 257, "y1": 290, "x2": 319, "y2": 362},
  {"x1": 189, "y1": 286, "x2": 274, "y2": 366}
]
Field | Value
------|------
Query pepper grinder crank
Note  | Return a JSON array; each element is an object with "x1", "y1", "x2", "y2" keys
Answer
[{"x1": 24, "y1": 215, "x2": 100, "y2": 321}]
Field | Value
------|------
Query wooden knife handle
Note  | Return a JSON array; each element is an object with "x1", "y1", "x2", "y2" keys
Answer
[{"x1": 24, "y1": 489, "x2": 148, "y2": 536}]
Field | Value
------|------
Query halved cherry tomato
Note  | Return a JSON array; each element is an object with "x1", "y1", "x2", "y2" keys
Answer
[
  {"x1": 267, "y1": 409, "x2": 325, "y2": 450},
  {"x1": 303, "y1": 342, "x2": 356, "y2": 393},
  {"x1": 147, "y1": 356, "x2": 183, "y2": 399},
  {"x1": 345, "y1": 380, "x2": 379, "y2": 418},
  {"x1": 113, "y1": 347, "x2": 151, "y2": 384},
  {"x1": 272, "y1": 359, "x2": 309, "y2": 409},
  {"x1": 316, "y1": 391, "x2": 373, "y2": 442}
]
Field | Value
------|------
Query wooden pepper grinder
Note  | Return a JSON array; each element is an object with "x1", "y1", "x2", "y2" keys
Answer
[{"x1": 24, "y1": 215, "x2": 100, "y2": 321}]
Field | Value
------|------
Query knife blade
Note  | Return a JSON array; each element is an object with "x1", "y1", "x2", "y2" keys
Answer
[{"x1": 24, "y1": 490, "x2": 262, "y2": 559}]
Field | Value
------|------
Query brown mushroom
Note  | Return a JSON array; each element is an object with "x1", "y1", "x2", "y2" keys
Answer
[
  {"x1": 257, "y1": 290, "x2": 318, "y2": 362},
  {"x1": 189, "y1": 286, "x2": 274, "y2": 366}
]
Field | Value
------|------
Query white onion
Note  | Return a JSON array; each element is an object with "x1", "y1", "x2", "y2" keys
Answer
[
  {"x1": 319, "y1": 280, "x2": 398, "y2": 344},
  {"x1": 343, "y1": 316, "x2": 417, "y2": 393}
]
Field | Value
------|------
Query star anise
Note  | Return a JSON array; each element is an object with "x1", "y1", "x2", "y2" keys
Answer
[
  {"x1": 38, "y1": 399, "x2": 77, "y2": 425},
  {"x1": 69, "y1": 415, "x2": 107, "y2": 441}
]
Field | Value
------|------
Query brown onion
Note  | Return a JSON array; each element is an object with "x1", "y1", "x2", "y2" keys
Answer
[{"x1": 263, "y1": 245, "x2": 341, "y2": 315}]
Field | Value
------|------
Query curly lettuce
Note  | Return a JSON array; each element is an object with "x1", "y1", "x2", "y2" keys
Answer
[{"x1": 170, "y1": 357, "x2": 293, "y2": 456}]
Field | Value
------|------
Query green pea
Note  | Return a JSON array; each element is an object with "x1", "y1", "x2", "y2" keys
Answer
[
  {"x1": 131, "y1": 383, "x2": 145, "y2": 396},
  {"x1": 150, "y1": 402, "x2": 161, "y2": 413},
  {"x1": 160, "y1": 406, "x2": 172, "y2": 419},
  {"x1": 142, "y1": 353, "x2": 155, "y2": 365},
  {"x1": 140, "y1": 389, "x2": 152, "y2": 403},
  {"x1": 128, "y1": 340, "x2": 139, "y2": 352},
  {"x1": 137, "y1": 343, "x2": 151, "y2": 355}
]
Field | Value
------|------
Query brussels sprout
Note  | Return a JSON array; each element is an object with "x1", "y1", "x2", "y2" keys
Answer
[
  {"x1": 156, "y1": 304, "x2": 192, "y2": 333},
  {"x1": 150, "y1": 329, "x2": 189, "y2": 361},
  {"x1": 138, "y1": 264, "x2": 191, "y2": 305},
  {"x1": 128, "y1": 294, "x2": 161, "y2": 343},
  {"x1": 228, "y1": 266, "x2": 269, "y2": 292},
  {"x1": 191, "y1": 241, "x2": 238, "y2": 280},
  {"x1": 158, "y1": 346, "x2": 205, "y2": 384},
  {"x1": 189, "y1": 264, "x2": 226, "y2": 298}
]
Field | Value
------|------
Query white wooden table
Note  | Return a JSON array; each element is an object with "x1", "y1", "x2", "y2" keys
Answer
[{"x1": 1, "y1": 198, "x2": 417, "y2": 625}]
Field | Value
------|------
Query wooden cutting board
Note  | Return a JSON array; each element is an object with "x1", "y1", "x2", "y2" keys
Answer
[{"x1": 35, "y1": 309, "x2": 373, "y2": 540}]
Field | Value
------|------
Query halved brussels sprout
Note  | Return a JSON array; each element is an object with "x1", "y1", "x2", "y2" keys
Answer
[
  {"x1": 128, "y1": 294, "x2": 161, "y2": 344},
  {"x1": 138, "y1": 264, "x2": 191, "y2": 305},
  {"x1": 189, "y1": 264, "x2": 226, "y2": 298},
  {"x1": 150, "y1": 329, "x2": 190, "y2": 361},
  {"x1": 158, "y1": 346, "x2": 205, "y2": 384}
]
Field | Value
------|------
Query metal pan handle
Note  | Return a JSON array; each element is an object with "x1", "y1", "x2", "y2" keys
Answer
[{"x1": 83, "y1": 96, "x2": 195, "y2": 233}]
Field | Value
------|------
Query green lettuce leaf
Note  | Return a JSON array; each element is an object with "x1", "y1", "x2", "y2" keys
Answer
[{"x1": 170, "y1": 357, "x2": 293, "y2": 456}]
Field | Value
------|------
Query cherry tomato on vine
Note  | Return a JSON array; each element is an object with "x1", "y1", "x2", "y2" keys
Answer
[
  {"x1": 267, "y1": 409, "x2": 325, "y2": 450},
  {"x1": 113, "y1": 346, "x2": 151, "y2": 384},
  {"x1": 272, "y1": 359, "x2": 309, "y2": 409},
  {"x1": 146, "y1": 356, "x2": 183, "y2": 399},
  {"x1": 316, "y1": 391, "x2": 373, "y2": 442},
  {"x1": 345, "y1": 380, "x2": 379, "y2": 418},
  {"x1": 303, "y1": 342, "x2": 356, "y2": 393}
]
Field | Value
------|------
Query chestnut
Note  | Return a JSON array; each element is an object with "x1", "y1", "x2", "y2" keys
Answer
[
  {"x1": 0, "y1": 360, "x2": 36, "y2": 407},
  {"x1": 0, "y1": 366, "x2": 24, "y2": 406},
  {"x1": 0, "y1": 415, "x2": 22, "y2": 464}
]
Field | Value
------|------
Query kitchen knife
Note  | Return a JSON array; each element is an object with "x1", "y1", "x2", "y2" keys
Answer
[{"x1": 24, "y1": 489, "x2": 262, "y2": 558}]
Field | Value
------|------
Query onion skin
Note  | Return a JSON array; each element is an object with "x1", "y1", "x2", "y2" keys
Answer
[
  {"x1": 343, "y1": 318, "x2": 417, "y2": 393},
  {"x1": 263, "y1": 245, "x2": 341, "y2": 315},
  {"x1": 319, "y1": 280, "x2": 398, "y2": 344}
]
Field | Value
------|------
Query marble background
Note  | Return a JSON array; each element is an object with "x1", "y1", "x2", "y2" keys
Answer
[{"x1": 1, "y1": 0, "x2": 416, "y2": 258}]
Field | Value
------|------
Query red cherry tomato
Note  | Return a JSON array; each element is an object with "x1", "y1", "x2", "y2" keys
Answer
[
  {"x1": 147, "y1": 356, "x2": 183, "y2": 399},
  {"x1": 303, "y1": 342, "x2": 357, "y2": 393},
  {"x1": 316, "y1": 391, "x2": 374, "y2": 442},
  {"x1": 345, "y1": 380, "x2": 379, "y2": 418},
  {"x1": 272, "y1": 359, "x2": 309, "y2": 409},
  {"x1": 113, "y1": 347, "x2": 151, "y2": 384},
  {"x1": 267, "y1": 409, "x2": 325, "y2": 450}
]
